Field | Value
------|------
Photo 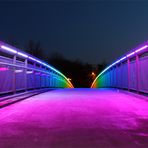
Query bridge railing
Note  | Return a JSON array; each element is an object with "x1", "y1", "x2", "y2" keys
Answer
[
  {"x1": 0, "y1": 41, "x2": 73, "y2": 95},
  {"x1": 91, "y1": 41, "x2": 148, "y2": 94}
]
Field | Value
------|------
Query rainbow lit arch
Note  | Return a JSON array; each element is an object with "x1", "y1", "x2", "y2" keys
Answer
[
  {"x1": 91, "y1": 41, "x2": 148, "y2": 92},
  {"x1": 0, "y1": 41, "x2": 74, "y2": 89}
]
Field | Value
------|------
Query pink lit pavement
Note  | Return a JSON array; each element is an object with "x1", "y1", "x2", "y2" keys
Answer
[{"x1": 0, "y1": 89, "x2": 148, "y2": 148}]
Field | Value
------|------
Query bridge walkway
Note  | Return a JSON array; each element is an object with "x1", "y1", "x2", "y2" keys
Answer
[{"x1": 0, "y1": 88, "x2": 148, "y2": 148}]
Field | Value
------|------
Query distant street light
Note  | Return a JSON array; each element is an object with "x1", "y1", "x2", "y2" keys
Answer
[
  {"x1": 91, "y1": 72, "x2": 95, "y2": 76},
  {"x1": 91, "y1": 72, "x2": 96, "y2": 79}
]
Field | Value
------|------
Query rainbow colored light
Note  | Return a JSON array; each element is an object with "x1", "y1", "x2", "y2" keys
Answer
[
  {"x1": 0, "y1": 41, "x2": 73, "y2": 88},
  {"x1": 91, "y1": 43, "x2": 148, "y2": 88}
]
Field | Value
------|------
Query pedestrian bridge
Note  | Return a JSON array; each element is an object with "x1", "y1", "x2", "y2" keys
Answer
[{"x1": 0, "y1": 41, "x2": 147, "y2": 147}]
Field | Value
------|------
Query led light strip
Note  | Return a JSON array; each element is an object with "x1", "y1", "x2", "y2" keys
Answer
[
  {"x1": 0, "y1": 44, "x2": 73, "y2": 88},
  {"x1": 135, "y1": 45, "x2": 148, "y2": 53},
  {"x1": 126, "y1": 51, "x2": 135, "y2": 58},
  {"x1": 91, "y1": 44, "x2": 148, "y2": 88},
  {"x1": 1, "y1": 45, "x2": 17, "y2": 54},
  {"x1": 120, "y1": 56, "x2": 126, "y2": 61},
  {"x1": 17, "y1": 52, "x2": 28, "y2": 58},
  {"x1": 28, "y1": 56, "x2": 36, "y2": 61}
]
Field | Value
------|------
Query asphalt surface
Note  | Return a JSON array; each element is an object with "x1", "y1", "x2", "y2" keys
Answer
[{"x1": 0, "y1": 88, "x2": 148, "y2": 148}]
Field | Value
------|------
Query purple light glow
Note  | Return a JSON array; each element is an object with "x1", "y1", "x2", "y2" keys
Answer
[
  {"x1": 1, "y1": 45, "x2": 17, "y2": 54},
  {"x1": 0, "y1": 67, "x2": 9, "y2": 71},
  {"x1": 135, "y1": 45, "x2": 148, "y2": 53}
]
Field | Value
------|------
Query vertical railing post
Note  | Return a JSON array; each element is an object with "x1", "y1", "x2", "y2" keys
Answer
[
  {"x1": 112, "y1": 66, "x2": 115, "y2": 87},
  {"x1": 127, "y1": 58, "x2": 130, "y2": 91},
  {"x1": 121, "y1": 61, "x2": 125, "y2": 89},
  {"x1": 136, "y1": 54, "x2": 140, "y2": 93},
  {"x1": 44, "y1": 67, "x2": 47, "y2": 88},
  {"x1": 24, "y1": 58, "x2": 28, "y2": 91},
  {"x1": 33, "y1": 62, "x2": 36, "y2": 89},
  {"x1": 116, "y1": 64, "x2": 118, "y2": 88},
  {"x1": 52, "y1": 72, "x2": 53, "y2": 88},
  {"x1": 56, "y1": 74, "x2": 58, "y2": 88},
  {"x1": 40, "y1": 65, "x2": 42, "y2": 89},
  {"x1": 109, "y1": 70, "x2": 111, "y2": 87},
  {"x1": 48, "y1": 71, "x2": 50, "y2": 88},
  {"x1": 49, "y1": 71, "x2": 51, "y2": 88},
  {"x1": 54, "y1": 75, "x2": 56, "y2": 88},
  {"x1": 48, "y1": 70, "x2": 50, "y2": 88},
  {"x1": 120, "y1": 62, "x2": 123, "y2": 89},
  {"x1": 52, "y1": 73, "x2": 54, "y2": 88},
  {"x1": 12, "y1": 55, "x2": 16, "y2": 94}
]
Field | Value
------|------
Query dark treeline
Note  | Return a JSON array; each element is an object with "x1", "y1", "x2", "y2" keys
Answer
[
  {"x1": 10, "y1": 40, "x2": 107, "y2": 88},
  {"x1": 47, "y1": 53, "x2": 107, "y2": 88},
  {"x1": 48, "y1": 53, "x2": 93, "y2": 87}
]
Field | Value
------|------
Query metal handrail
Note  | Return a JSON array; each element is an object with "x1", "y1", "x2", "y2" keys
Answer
[
  {"x1": 91, "y1": 41, "x2": 148, "y2": 94},
  {"x1": 0, "y1": 41, "x2": 73, "y2": 88},
  {"x1": 0, "y1": 41, "x2": 73, "y2": 95}
]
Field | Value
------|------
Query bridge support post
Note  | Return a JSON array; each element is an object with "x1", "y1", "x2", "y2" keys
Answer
[
  {"x1": 12, "y1": 55, "x2": 16, "y2": 94},
  {"x1": 127, "y1": 58, "x2": 130, "y2": 91},
  {"x1": 136, "y1": 54, "x2": 140, "y2": 93},
  {"x1": 116, "y1": 64, "x2": 118, "y2": 89},
  {"x1": 120, "y1": 63, "x2": 122, "y2": 89},
  {"x1": 33, "y1": 62, "x2": 36, "y2": 90},
  {"x1": 24, "y1": 59, "x2": 28, "y2": 91},
  {"x1": 40, "y1": 65, "x2": 42, "y2": 89}
]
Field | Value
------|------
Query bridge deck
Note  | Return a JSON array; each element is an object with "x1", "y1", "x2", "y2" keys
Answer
[{"x1": 0, "y1": 89, "x2": 148, "y2": 148}]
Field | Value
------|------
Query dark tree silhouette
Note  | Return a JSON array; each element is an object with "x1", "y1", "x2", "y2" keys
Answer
[
  {"x1": 26, "y1": 40, "x2": 44, "y2": 59},
  {"x1": 48, "y1": 52, "x2": 95, "y2": 88},
  {"x1": 97, "y1": 61, "x2": 107, "y2": 73},
  {"x1": 24, "y1": 42, "x2": 107, "y2": 88}
]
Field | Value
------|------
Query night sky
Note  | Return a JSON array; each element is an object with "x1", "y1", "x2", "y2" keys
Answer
[{"x1": 0, "y1": 1, "x2": 148, "y2": 64}]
